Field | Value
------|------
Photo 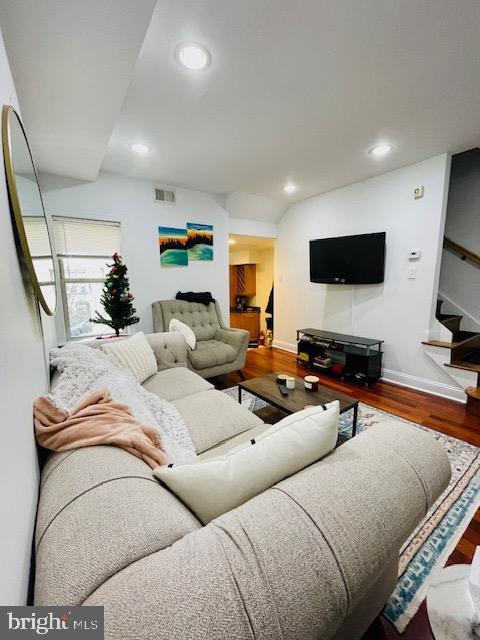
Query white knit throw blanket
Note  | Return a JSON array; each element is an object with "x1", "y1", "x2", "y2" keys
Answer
[{"x1": 49, "y1": 343, "x2": 197, "y2": 464}]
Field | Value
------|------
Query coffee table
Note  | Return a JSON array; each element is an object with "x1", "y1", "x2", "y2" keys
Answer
[{"x1": 238, "y1": 373, "x2": 359, "y2": 437}]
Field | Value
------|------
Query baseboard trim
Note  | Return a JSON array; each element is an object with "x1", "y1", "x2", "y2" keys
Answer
[
  {"x1": 271, "y1": 341, "x2": 466, "y2": 403},
  {"x1": 381, "y1": 368, "x2": 466, "y2": 403},
  {"x1": 272, "y1": 340, "x2": 297, "y2": 353}
]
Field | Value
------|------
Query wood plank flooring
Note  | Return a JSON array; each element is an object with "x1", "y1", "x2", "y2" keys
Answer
[{"x1": 215, "y1": 346, "x2": 480, "y2": 640}]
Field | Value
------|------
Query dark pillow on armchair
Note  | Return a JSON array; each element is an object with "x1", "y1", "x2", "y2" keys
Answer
[{"x1": 176, "y1": 291, "x2": 215, "y2": 307}]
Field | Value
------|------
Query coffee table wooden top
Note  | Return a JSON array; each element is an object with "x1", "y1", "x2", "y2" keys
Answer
[{"x1": 239, "y1": 373, "x2": 358, "y2": 415}]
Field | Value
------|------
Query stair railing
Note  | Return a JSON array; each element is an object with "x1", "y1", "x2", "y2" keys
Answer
[{"x1": 443, "y1": 237, "x2": 480, "y2": 268}]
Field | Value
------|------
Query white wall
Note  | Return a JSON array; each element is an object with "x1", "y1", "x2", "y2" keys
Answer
[
  {"x1": 39, "y1": 172, "x2": 230, "y2": 337},
  {"x1": 228, "y1": 216, "x2": 277, "y2": 239},
  {"x1": 0, "y1": 32, "x2": 48, "y2": 605},
  {"x1": 439, "y1": 149, "x2": 480, "y2": 331},
  {"x1": 225, "y1": 192, "x2": 286, "y2": 224},
  {"x1": 444, "y1": 149, "x2": 480, "y2": 255},
  {"x1": 275, "y1": 153, "x2": 459, "y2": 399},
  {"x1": 439, "y1": 251, "x2": 480, "y2": 332}
]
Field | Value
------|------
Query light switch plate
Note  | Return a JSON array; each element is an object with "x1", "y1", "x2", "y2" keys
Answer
[{"x1": 408, "y1": 268, "x2": 417, "y2": 280}]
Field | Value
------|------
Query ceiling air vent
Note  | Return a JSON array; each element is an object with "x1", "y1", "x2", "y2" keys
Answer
[{"x1": 154, "y1": 187, "x2": 176, "y2": 204}]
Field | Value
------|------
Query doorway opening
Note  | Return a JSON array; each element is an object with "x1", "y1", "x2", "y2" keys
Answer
[{"x1": 228, "y1": 234, "x2": 275, "y2": 348}]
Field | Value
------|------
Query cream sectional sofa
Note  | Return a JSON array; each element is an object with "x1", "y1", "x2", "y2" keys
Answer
[{"x1": 35, "y1": 331, "x2": 451, "y2": 640}]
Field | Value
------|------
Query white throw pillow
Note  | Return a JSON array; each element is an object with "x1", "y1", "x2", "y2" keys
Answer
[
  {"x1": 100, "y1": 332, "x2": 157, "y2": 384},
  {"x1": 169, "y1": 318, "x2": 196, "y2": 350},
  {"x1": 154, "y1": 401, "x2": 339, "y2": 524}
]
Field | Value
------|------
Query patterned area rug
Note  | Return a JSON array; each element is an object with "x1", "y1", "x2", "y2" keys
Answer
[{"x1": 222, "y1": 387, "x2": 480, "y2": 633}]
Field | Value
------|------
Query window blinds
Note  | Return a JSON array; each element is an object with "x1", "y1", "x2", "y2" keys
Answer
[
  {"x1": 53, "y1": 217, "x2": 121, "y2": 256},
  {"x1": 23, "y1": 216, "x2": 52, "y2": 257}
]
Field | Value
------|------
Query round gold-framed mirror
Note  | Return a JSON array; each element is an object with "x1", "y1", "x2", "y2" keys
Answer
[{"x1": 2, "y1": 104, "x2": 57, "y2": 315}]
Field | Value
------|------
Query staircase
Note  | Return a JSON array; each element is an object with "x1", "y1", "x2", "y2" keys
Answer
[{"x1": 423, "y1": 299, "x2": 480, "y2": 413}]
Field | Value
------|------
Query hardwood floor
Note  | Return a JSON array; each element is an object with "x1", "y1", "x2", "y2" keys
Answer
[{"x1": 216, "y1": 346, "x2": 480, "y2": 640}]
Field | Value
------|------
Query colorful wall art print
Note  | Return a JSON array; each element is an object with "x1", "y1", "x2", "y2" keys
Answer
[
  {"x1": 187, "y1": 223, "x2": 214, "y2": 261},
  {"x1": 159, "y1": 226, "x2": 188, "y2": 267}
]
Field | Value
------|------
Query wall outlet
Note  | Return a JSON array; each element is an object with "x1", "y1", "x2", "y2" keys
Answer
[{"x1": 413, "y1": 185, "x2": 424, "y2": 199}]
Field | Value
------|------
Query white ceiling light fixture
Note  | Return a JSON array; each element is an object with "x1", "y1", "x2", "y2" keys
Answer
[
  {"x1": 228, "y1": 238, "x2": 236, "y2": 245},
  {"x1": 369, "y1": 143, "x2": 393, "y2": 158},
  {"x1": 283, "y1": 183, "x2": 297, "y2": 194},
  {"x1": 175, "y1": 42, "x2": 211, "y2": 71},
  {"x1": 129, "y1": 142, "x2": 151, "y2": 155}
]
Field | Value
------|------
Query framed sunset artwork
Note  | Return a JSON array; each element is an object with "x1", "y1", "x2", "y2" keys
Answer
[
  {"x1": 187, "y1": 223, "x2": 213, "y2": 261},
  {"x1": 158, "y1": 226, "x2": 188, "y2": 267}
]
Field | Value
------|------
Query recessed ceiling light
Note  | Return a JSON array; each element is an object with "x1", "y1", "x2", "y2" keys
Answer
[
  {"x1": 129, "y1": 142, "x2": 151, "y2": 155},
  {"x1": 175, "y1": 42, "x2": 211, "y2": 70},
  {"x1": 283, "y1": 183, "x2": 297, "y2": 194},
  {"x1": 228, "y1": 239, "x2": 236, "y2": 245},
  {"x1": 369, "y1": 143, "x2": 393, "y2": 158}
]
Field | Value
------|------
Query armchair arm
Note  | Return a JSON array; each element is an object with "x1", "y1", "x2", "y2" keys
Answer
[
  {"x1": 214, "y1": 327, "x2": 249, "y2": 354},
  {"x1": 145, "y1": 332, "x2": 188, "y2": 370},
  {"x1": 84, "y1": 422, "x2": 450, "y2": 640}
]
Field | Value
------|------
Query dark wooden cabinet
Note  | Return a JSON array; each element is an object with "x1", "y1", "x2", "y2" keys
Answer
[
  {"x1": 241, "y1": 313, "x2": 260, "y2": 342},
  {"x1": 230, "y1": 311, "x2": 260, "y2": 342},
  {"x1": 230, "y1": 263, "x2": 256, "y2": 297},
  {"x1": 229, "y1": 265, "x2": 238, "y2": 308}
]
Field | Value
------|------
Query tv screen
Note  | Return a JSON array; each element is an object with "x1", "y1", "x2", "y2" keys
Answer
[{"x1": 310, "y1": 232, "x2": 386, "y2": 284}]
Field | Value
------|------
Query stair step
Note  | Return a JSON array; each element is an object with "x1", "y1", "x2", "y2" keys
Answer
[
  {"x1": 466, "y1": 386, "x2": 480, "y2": 399},
  {"x1": 438, "y1": 314, "x2": 462, "y2": 321},
  {"x1": 466, "y1": 387, "x2": 480, "y2": 416},
  {"x1": 422, "y1": 338, "x2": 472, "y2": 349},
  {"x1": 422, "y1": 340, "x2": 456, "y2": 348},
  {"x1": 462, "y1": 349, "x2": 480, "y2": 365},
  {"x1": 452, "y1": 330, "x2": 478, "y2": 342},
  {"x1": 438, "y1": 314, "x2": 463, "y2": 332},
  {"x1": 445, "y1": 361, "x2": 480, "y2": 373},
  {"x1": 423, "y1": 343, "x2": 479, "y2": 395},
  {"x1": 423, "y1": 331, "x2": 480, "y2": 350}
]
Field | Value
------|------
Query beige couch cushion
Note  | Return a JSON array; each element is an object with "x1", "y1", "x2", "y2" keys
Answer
[
  {"x1": 173, "y1": 389, "x2": 263, "y2": 453},
  {"x1": 154, "y1": 403, "x2": 339, "y2": 524},
  {"x1": 35, "y1": 446, "x2": 200, "y2": 606},
  {"x1": 142, "y1": 367, "x2": 213, "y2": 402},
  {"x1": 187, "y1": 339, "x2": 237, "y2": 370},
  {"x1": 101, "y1": 332, "x2": 157, "y2": 383},
  {"x1": 199, "y1": 423, "x2": 269, "y2": 459}
]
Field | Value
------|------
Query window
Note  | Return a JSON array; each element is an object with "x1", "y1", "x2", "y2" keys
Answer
[
  {"x1": 23, "y1": 216, "x2": 56, "y2": 311},
  {"x1": 53, "y1": 217, "x2": 122, "y2": 339}
]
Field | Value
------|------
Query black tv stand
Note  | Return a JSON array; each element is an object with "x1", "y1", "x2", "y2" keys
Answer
[{"x1": 296, "y1": 328, "x2": 383, "y2": 386}]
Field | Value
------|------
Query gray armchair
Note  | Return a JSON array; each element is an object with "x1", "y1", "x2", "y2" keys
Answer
[{"x1": 152, "y1": 299, "x2": 249, "y2": 379}]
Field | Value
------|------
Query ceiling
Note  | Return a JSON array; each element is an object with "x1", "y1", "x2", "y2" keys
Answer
[
  {"x1": 0, "y1": 0, "x2": 156, "y2": 181},
  {"x1": 2, "y1": 0, "x2": 480, "y2": 215}
]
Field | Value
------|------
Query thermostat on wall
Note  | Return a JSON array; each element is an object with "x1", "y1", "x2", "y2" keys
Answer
[
  {"x1": 413, "y1": 184, "x2": 425, "y2": 200},
  {"x1": 408, "y1": 249, "x2": 421, "y2": 260},
  {"x1": 413, "y1": 186, "x2": 424, "y2": 199}
]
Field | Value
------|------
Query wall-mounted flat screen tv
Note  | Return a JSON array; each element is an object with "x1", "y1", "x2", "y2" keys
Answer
[{"x1": 310, "y1": 232, "x2": 386, "y2": 284}]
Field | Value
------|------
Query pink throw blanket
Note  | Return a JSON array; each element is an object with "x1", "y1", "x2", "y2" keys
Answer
[{"x1": 34, "y1": 389, "x2": 169, "y2": 469}]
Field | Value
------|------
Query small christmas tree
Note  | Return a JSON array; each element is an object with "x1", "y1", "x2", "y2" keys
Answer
[{"x1": 91, "y1": 253, "x2": 139, "y2": 336}]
